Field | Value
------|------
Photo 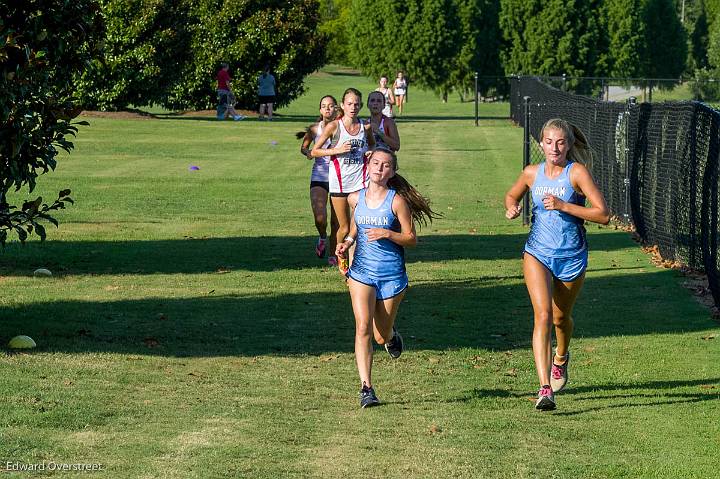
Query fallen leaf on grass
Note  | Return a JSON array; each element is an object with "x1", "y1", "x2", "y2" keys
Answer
[
  {"x1": 319, "y1": 354, "x2": 340, "y2": 362},
  {"x1": 700, "y1": 384, "x2": 717, "y2": 389},
  {"x1": 429, "y1": 424, "x2": 442, "y2": 434},
  {"x1": 701, "y1": 334, "x2": 716, "y2": 340},
  {"x1": 504, "y1": 368, "x2": 518, "y2": 377},
  {"x1": 428, "y1": 357, "x2": 440, "y2": 364}
]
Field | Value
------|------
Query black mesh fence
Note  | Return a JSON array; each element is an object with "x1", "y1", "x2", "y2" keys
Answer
[{"x1": 510, "y1": 76, "x2": 720, "y2": 308}]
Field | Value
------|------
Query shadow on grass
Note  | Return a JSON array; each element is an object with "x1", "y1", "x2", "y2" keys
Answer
[
  {"x1": 457, "y1": 378, "x2": 720, "y2": 410},
  {"x1": 1, "y1": 270, "x2": 715, "y2": 357},
  {"x1": 154, "y1": 113, "x2": 318, "y2": 124},
  {"x1": 0, "y1": 232, "x2": 635, "y2": 276},
  {"x1": 555, "y1": 378, "x2": 720, "y2": 414},
  {"x1": 148, "y1": 113, "x2": 508, "y2": 123}
]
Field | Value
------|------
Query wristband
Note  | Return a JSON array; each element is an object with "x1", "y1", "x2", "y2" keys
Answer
[{"x1": 344, "y1": 236, "x2": 355, "y2": 245}]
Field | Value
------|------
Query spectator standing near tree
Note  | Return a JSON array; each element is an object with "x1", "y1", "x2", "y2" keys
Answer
[{"x1": 258, "y1": 65, "x2": 277, "y2": 121}]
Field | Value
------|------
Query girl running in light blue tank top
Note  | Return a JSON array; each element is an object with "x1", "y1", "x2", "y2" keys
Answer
[
  {"x1": 505, "y1": 119, "x2": 610, "y2": 412},
  {"x1": 526, "y1": 160, "x2": 587, "y2": 263},
  {"x1": 349, "y1": 188, "x2": 407, "y2": 297},
  {"x1": 335, "y1": 146, "x2": 439, "y2": 409}
]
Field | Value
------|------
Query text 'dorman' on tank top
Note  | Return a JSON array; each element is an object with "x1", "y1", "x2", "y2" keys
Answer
[
  {"x1": 311, "y1": 121, "x2": 330, "y2": 183},
  {"x1": 525, "y1": 161, "x2": 587, "y2": 258},
  {"x1": 329, "y1": 119, "x2": 368, "y2": 194},
  {"x1": 352, "y1": 188, "x2": 405, "y2": 280}
]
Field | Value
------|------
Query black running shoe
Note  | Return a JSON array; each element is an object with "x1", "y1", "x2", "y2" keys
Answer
[
  {"x1": 360, "y1": 385, "x2": 380, "y2": 408},
  {"x1": 384, "y1": 327, "x2": 404, "y2": 359}
]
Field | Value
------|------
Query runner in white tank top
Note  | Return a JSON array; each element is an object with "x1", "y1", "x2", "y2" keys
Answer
[
  {"x1": 311, "y1": 121, "x2": 330, "y2": 183},
  {"x1": 299, "y1": 95, "x2": 340, "y2": 264},
  {"x1": 367, "y1": 90, "x2": 401, "y2": 152},
  {"x1": 376, "y1": 76, "x2": 395, "y2": 118},
  {"x1": 329, "y1": 118, "x2": 369, "y2": 193},
  {"x1": 310, "y1": 88, "x2": 375, "y2": 273}
]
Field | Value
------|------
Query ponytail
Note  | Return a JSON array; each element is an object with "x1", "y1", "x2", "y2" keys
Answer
[
  {"x1": 569, "y1": 124, "x2": 592, "y2": 169},
  {"x1": 387, "y1": 173, "x2": 440, "y2": 227},
  {"x1": 369, "y1": 146, "x2": 440, "y2": 227}
]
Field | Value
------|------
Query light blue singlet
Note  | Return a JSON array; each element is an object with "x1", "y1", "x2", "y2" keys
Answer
[
  {"x1": 350, "y1": 188, "x2": 406, "y2": 280},
  {"x1": 525, "y1": 161, "x2": 587, "y2": 260}
]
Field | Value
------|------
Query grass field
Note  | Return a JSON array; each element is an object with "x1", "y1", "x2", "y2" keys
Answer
[{"x1": 1, "y1": 66, "x2": 719, "y2": 478}]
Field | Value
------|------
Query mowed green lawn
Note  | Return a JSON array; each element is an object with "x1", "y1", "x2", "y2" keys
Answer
[{"x1": 1, "y1": 66, "x2": 718, "y2": 478}]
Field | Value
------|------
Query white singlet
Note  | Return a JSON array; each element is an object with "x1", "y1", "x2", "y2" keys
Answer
[
  {"x1": 369, "y1": 116, "x2": 388, "y2": 148},
  {"x1": 394, "y1": 78, "x2": 407, "y2": 96},
  {"x1": 379, "y1": 88, "x2": 393, "y2": 118},
  {"x1": 329, "y1": 119, "x2": 369, "y2": 194},
  {"x1": 311, "y1": 121, "x2": 330, "y2": 183}
]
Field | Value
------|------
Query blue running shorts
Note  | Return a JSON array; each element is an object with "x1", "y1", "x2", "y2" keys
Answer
[
  {"x1": 347, "y1": 270, "x2": 409, "y2": 300},
  {"x1": 524, "y1": 249, "x2": 588, "y2": 282}
]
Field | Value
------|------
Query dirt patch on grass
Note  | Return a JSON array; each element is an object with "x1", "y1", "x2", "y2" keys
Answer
[
  {"x1": 80, "y1": 110, "x2": 156, "y2": 120},
  {"x1": 175, "y1": 109, "x2": 258, "y2": 118}
]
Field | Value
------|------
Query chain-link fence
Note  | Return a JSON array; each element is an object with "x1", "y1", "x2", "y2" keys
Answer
[{"x1": 510, "y1": 76, "x2": 720, "y2": 308}]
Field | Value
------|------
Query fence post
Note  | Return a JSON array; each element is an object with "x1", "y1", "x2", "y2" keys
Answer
[
  {"x1": 624, "y1": 96, "x2": 637, "y2": 223},
  {"x1": 523, "y1": 96, "x2": 531, "y2": 226},
  {"x1": 474, "y1": 72, "x2": 479, "y2": 127}
]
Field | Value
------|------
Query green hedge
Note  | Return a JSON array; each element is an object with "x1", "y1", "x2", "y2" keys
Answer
[
  {"x1": 76, "y1": 0, "x2": 327, "y2": 111},
  {"x1": 0, "y1": 0, "x2": 103, "y2": 242}
]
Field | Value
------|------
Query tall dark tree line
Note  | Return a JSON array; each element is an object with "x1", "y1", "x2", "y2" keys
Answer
[{"x1": 347, "y1": 0, "x2": 503, "y2": 100}]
